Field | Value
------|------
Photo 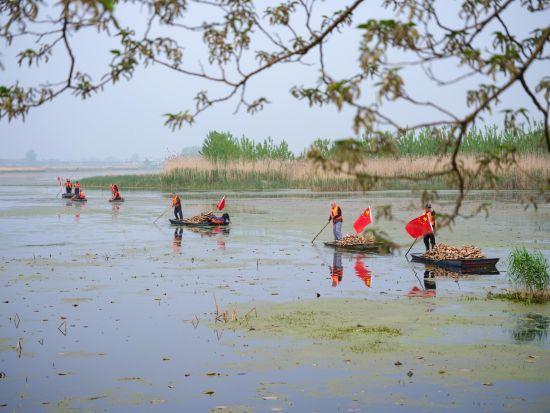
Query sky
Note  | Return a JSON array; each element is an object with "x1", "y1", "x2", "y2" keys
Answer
[{"x1": 0, "y1": 0, "x2": 548, "y2": 161}]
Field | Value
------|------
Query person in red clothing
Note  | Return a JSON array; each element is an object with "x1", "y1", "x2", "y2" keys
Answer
[
  {"x1": 74, "y1": 181, "x2": 81, "y2": 196},
  {"x1": 172, "y1": 193, "x2": 183, "y2": 220},
  {"x1": 65, "y1": 179, "x2": 72, "y2": 194},
  {"x1": 207, "y1": 212, "x2": 230, "y2": 225}
]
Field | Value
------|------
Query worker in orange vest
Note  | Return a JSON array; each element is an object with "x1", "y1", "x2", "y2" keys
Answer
[
  {"x1": 74, "y1": 181, "x2": 81, "y2": 196},
  {"x1": 328, "y1": 202, "x2": 343, "y2": 240},
  {"x1": 423, "y1": 203, "x2": 436, "y2": 251},
  {"x1": 65, "y1": 179, "x2": 72, "y2": 194},
  {"x1": 172, "y1": 193, "x2": 183, "y2": 220}
]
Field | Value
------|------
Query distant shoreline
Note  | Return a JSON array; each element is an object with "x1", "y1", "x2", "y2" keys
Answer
[{"x1": 79, "y1": 154, "x2": 550, "y2": 192}]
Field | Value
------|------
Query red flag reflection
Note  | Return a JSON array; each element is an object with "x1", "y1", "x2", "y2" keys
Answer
[{"x1": 354, "y1": 256, "x2": 372, "y2": 288}]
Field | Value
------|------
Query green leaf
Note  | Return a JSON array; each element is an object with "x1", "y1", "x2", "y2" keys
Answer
[{"x1": 99, "y1": 0, "x2": 115, "y2": 12}]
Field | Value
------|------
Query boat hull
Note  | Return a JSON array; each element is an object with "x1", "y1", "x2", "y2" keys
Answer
[
  {"x1": 324, "y1": 241, "x2": 390, "y2": 254},
  {"x1": 169, "y1": 219, "x2": 229, "y2": 227},
  {"x1": 411, "y1": 253, "x2": 499, "y2": 274}
]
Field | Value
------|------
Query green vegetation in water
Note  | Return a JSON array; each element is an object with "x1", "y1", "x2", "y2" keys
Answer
[
  {"x1": 81, "y1": 169, "x2": 361, "y2": 191},
  {"x1": 217, "y1": 298, "x2": 550, "y2": 383},
  {"x1": 79, "y1": 167, "x2": 541, "y2": 191},
  {"x1": 488, "y1": 291, "x2": 550, "y2": 304},
  {"x1": 492, "y1": 247, "x2": 550, "y2": 304}
]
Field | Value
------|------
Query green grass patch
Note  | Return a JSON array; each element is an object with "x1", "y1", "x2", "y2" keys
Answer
[
  {"x1": 487, "y1": 291, "x2": 550, "y2": 305},
  {"x1": 318, "y1": 325, "x2": 401, "y2": 340}
]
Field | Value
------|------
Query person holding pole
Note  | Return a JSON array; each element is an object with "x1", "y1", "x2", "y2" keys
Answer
[
  {"x1": 172, "y1": 193, "x2": 183, "y2": 220},
  {"x1": 328, "y1": 202, "x2": 343, "y2": 241},
  {"x1": 423, "y1": 203, "x2": 436, "y2": 251}
]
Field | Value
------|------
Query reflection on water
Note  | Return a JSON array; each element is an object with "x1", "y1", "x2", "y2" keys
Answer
[
  {"x1": 354, "y1": 255, "x2": 372, "y2": 288},
  {"x1": 328, "y1": 253, "x2": 373, "y2": 288},
  {"x1": 173, "y1": 227, "x2": 183, "y2": 254},
  {"x1": 512, "y1": 313, "x2": 550, "y2": 343},
  {"x1": 330, "y1": 252, "x2": 343, "y2": 287},
  {"x1": 187, "y1": 226, "x2": 231, "y2": 237},
  {"x1": 407, "y1": 269, "x2": 437, "y2": 297},
  {"x1": 111, "y1": 204, "x2": 120, "y2": 222}
]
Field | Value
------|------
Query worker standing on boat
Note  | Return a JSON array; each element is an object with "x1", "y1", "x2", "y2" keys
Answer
[
  {"x1": 423, "y1": 203, "x2": 436, "y2": 251},
  {"x1": 65, "y1": 179, "x2": 72, "y2": 194},
  {"x1": 172, "y1": 193, "x2": 183, "y2": 220},
  {"x1": 74, "y1": 181, "x2": 81, "y2": 197},
  {"x1": 328, "y1": 202, "x2": 343, "y2": 241},
  {"x1": 112, "y1": 188, "x2": 122, "y2": 201}
]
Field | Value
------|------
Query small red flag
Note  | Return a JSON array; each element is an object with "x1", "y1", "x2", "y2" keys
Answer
[
  {"x1": 405, "y1": 213, "x2": 433, "y2": 238},
  {"x1": 216, "y1": 196, "x2": 226, "y2": 211},
  {"x1": 353, "y1": 206, "x2": 373, "y2": 234}
]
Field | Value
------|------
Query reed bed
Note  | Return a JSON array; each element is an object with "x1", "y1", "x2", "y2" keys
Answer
[{"x1": 81, "y1": 154, "x2": 549, "y2": 191}]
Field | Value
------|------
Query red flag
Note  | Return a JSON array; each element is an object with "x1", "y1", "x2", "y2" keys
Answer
[
  {"x1": 353, "y1": 206, "x2": 373, "y2": 234},
  {"x1": 216, "y1": 196, "x2": 226, "y2": 211},
  {"x1": 405, "y1": 213, "x2": 433, "y2": 238}
]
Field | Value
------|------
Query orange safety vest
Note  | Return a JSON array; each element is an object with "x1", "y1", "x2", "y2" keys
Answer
[
  {"x1": 424, "y1": 209, "x2": 435, "y2": 228},
  {"x1": 79, "y1": 191, "x2": 86, "y2": 199},
  {"x1": 172, "y1": 196, "x2": 181, "y2": 207},
  {"x1": 330, "y1": 205, "x2": 342, "y2": 222},
  {"x1": 74, "y1": 183, "x2": 80, "y2": 189},
  {"x1": 66, "y1": 181, "x2": 71, "y2": 188}
]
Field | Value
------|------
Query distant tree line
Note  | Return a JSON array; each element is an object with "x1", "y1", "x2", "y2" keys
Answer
[
  {"x1": 200, "y1": 131, "x2": 294, "y2": 162},
  {"x1": 199, "y1": 123, "x2": 546, "y2": 162}
]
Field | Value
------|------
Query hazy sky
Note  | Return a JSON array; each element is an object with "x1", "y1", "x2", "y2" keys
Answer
[{"x1": 1, "y1": 1, "x2": 547, "y2": 160}]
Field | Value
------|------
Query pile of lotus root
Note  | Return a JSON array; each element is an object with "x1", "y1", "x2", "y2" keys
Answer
[
  {"x1": 336, "y1": 234, "x2": 375, "y2": 246},
  {"x1": 423, "y1": 243, "x2": 485, "y2": 260},
  {"x1": 183, "y1": 212, "x2": 211, "y2": 224}
]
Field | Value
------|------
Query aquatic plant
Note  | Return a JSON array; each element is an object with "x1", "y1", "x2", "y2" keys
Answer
[
  {"x1": 488, "y1": 247, "x2": 550, "y2": 304},
  {"x1": 508, "y1": 247, "x2": 549, "y2": 294}
]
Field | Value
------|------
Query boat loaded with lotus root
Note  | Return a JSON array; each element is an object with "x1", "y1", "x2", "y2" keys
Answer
[
  {"x1": 324, "y1": 234, "x2": 391, "y2": 254},
  {"x1": 170, "y1": 211, "x2": 230, "y2": 227},
  {"x1": 411, "y1": 243, "x2": 499, "y2": 274}
]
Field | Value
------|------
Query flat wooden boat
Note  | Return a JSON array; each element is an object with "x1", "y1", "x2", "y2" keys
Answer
[
  {"x1": 109, "y1": 198, "x2": 125, "y2": 203},
  {"x1": 72, "y1": 197, "x2": 88, "y2": 202},
  {"x1": 324, "y1": 241, "x2": 390, "y2": 254},
  {"x1": 411, "y1": 253, "x2": 499, "y2": 272},
  {"x1": 169, "y1": 219, "x2": 229, "y2": 227},
  {"x1": 61, "y1": 193, "x2": 74, "y2": 198}
]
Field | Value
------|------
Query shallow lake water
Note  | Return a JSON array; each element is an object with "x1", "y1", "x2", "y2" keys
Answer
[{"x1": 0, "y1": 174, "x2": 549, "y2": 412}]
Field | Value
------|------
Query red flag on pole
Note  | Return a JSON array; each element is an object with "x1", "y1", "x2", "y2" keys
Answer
[
  {"x1": 405, "y1": 213, "x2": 433, "y2": 238},
  {"x1": 353, "y1": 206, "x2": 373, "y2": 234},
  {"x1": 216, "y1": 196, "x2": 226, "y2": 211}
]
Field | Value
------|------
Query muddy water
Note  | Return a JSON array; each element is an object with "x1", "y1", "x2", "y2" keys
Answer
[{"x1": 0, "y1": 178, "x2": 549, "y2": 412}]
